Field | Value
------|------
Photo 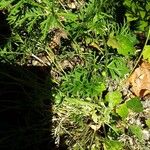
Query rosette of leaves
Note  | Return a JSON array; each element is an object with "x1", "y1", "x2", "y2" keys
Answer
[{"x1": 59, "y1": 66, "x2": 105, "y2": 100}]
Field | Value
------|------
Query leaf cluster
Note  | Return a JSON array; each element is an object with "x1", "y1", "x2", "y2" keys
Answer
[
  {"x1": 0, "y1": 0, "x2": 148, "y2": 149},
  {"x1": 124, "y1": 0, "x2": 150, "y2": 32}
]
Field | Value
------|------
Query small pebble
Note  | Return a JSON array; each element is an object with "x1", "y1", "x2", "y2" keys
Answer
[{"x1": 142, "y1": 130, "x2": 150, "y2": 140}]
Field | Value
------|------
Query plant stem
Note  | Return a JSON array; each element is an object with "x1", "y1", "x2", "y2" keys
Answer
[
  {"x1": 130, "y1": 26, "x2": 150, "y2": 75},
  {"x1": 103, "y1": 35, "x2": 108, "y2": 76}
]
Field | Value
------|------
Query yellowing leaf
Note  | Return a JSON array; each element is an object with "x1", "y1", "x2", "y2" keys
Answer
[
  {"x1": 107, "y1": 37, "x2": 120, "y2": 49},
  {"x1": 92, "y1": 110, "x2": 98, "y2": 123},
  {"x1": 105, "y1": 91, "x2": 122, "y2": 108},
  {"x1": 142, "y1": 45, "x2": 150, "y2": 62}
]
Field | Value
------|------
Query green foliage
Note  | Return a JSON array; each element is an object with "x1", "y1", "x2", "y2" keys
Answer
[
  {"x1": 142, "y1": 45, "x2": 150, "y2": 62},
  {"x1": 103, "y1": 140, "x2": 123, "y2": 150},
  {"x1": 107, "y1": 57, "x2": 129, "y2": 79},
  {"x1": 0, "y1": 0, "x2": 123, "y2": 62},
  {"x1": 116, "y1": 97, "x2": 143, "y2": 119},
  {"x1": 116, "y1": 103, "x2": 129, "y2": 119},
  {"x1": 126, "y1": 97, "x2": 143, "y2": 113},
  {"x1": 59, "y1": 54, "x2": 106, "y2": 99},
  {"x1": 129, "y1": 125, "x2": 143, "y2": 141},
  {"x1": 105, "y1": 91, "x2": 122, "y2": 108},
  {"x1": 107, "y1": 28, "x2": 138, "y2": 56},
  {"x1": 124, "y1": 0, "x2": 150, "y2": 32},
  {"x1": 0, "y1": 0, "x2": 60, "y2": 39},
  {"x1": 60, "y1": 67, "x2": 105, "y2": 99},
  {"x1": 0, "y1": 0, "x2": 147, "y2": 149}
]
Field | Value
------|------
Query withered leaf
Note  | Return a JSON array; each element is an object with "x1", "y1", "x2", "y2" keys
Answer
[{"x1": 128, "y1": 61, "x2": 150, "y2": 97}]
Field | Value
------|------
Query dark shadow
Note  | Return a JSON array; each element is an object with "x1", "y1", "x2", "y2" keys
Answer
[
  {"x1": 0, "y1": 9, "x2": 59, "y2": 150},
  {"x1": 115, "y1": 3, "x2": 126, "y2": 25},
  {"x1": 0, "y1": 10, "x2": 11, "y2": 47},
  {"x1": 0, "y1": 63, "x2": 57, "y2": 150}
]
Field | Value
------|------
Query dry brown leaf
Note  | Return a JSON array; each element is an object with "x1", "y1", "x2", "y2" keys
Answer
[
  {"x1": 49, "y1": 28, "x2": 68, "y2": 50},
  {"x1": 128, "y1": 61, "x2": 150, "y2": 97}
]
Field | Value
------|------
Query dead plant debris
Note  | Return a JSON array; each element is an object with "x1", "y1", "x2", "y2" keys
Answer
[{"x1": 128, "y1": 60, "x2": 150, "y2": 98}]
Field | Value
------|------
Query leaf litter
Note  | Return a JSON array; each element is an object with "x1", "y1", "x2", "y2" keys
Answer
[
  {"x1": 121, "y1": 60, "x2": 150, "y2": 149},
  {"x1": 128, "y1": 60, "x2": 150, "y2": 97}
]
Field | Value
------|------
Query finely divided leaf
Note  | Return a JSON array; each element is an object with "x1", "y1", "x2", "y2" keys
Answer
[{"x1": 107, "y1": 57, "x2": 129, "y2": 79}]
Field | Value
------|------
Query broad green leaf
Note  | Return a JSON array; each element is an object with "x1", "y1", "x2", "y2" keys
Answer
[
  {"x1": 107, "y1": 33, "x2": 137, "y2": 56},
  {"x1": 116, "y1": 34, "x2": 136, "y2": 56},
  {"x1": 105, "y1": 91, "x2": 122, "y2": 108},
  {"x1": 116, "y1": 103, "x2": 129, "y2": 119},
  {"x1": 142, "y1": 45, "x2": 150, "y2": 62},
  {"x1": 103, "y1": 140, "x2": 123, "y2": 150},
  {"x1": 146, "y1": 119, "x2": 150, "y2": 128},
  {"x1": 126, "y1": 97, "x2": 143, "y2": 113},
  {"x1": 129, "y1": 125, "x2": 143, "y2": 141}
]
